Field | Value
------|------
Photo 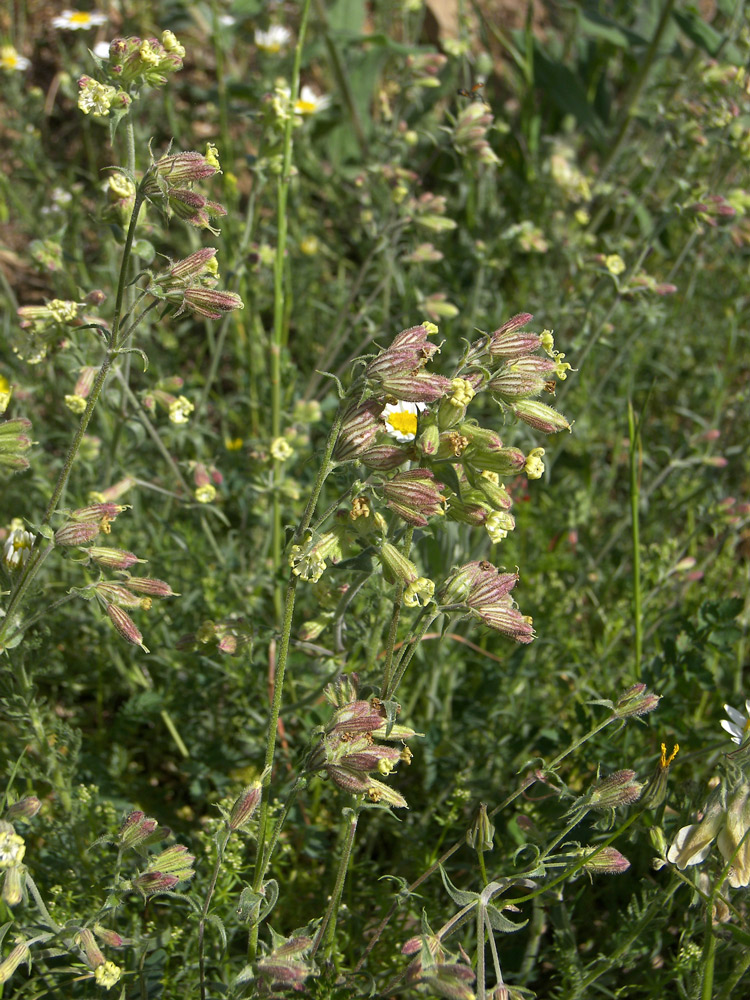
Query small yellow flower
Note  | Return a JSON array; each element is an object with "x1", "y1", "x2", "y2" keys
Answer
[
  {"x1": 195, "y1": 484, "x2": 217, "y2": 504},
  {"x1": 94, "y1": 961, "x2": 122, "y2": 990},
  {"x1": 486, "y1": 510, "x2": 514, "y2": 542},
  {"x1": 299, "y1": 236, "x2": 319, "y2": 256},
  {"x1": 0, "y1": 826, "x2": 25, "y2": 868},
  {"x1": 525, "y1": 447, "x2": 546, "y2": 480},
  {"x1": 448, "y1": 378, "x2": 475, "y2": 408},
  {"x1": 65, "y1": 394, "x2": 87, "y2": 414},
  {"x1": 604, "y1": 254, "x2": 626, "y2": 276},
  {"x1": 224, "y1": 436, "x2": 243, "y2": 451},
  {"x1": 270, "y1": 437, "x2": 294, "y2": 461},
  {"x1": 0, "y1": 375, "x2": 12, "y2": 414},
  {"x1": 168, "y1": 396, "x2": 194, "y2": 424},
  {"x1": 404, "y1": 577, "x2": 435, "y2": 607}
]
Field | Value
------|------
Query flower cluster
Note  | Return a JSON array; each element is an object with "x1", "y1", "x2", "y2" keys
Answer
[
  {"x1": 55, "y1": 504, "x2": 177, "y2": 652},
  {"x1": 148, "y1": 247, "x2": 243, "y2": 319},
  {"x1": 75, "y1": 29, "x2": 186, "y2": 118},
  {"x1": 439, "y1": 561, "x2": 534, "y2": 643},
  {"x1": 14, "y1": 298, "x2": 87, "y2": 364},
  {"x1": 143, "y1": 148, "x2": 229, "y2": 235},
  {"x1": 297, "y1": 313, "x2": 574, "y2": 640},
  {"x1": 306, "y1": 682, "x2": 416, "y2": 808}
]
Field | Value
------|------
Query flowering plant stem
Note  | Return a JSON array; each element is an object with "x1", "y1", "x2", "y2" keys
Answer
[
  {"x1": 353, "y1": 713, "x2": 619, "y2": 973},
  {"x1": 380, "y1": 525, "x2": 413, "y2": 695},
  {"x1": 385, "y1": 607, "x2": 440, "y2": 700},
  {"x1": 628, "y1": 400, "x2": 643, "y2": 678},
  {"x1": 198, "y1": 828, "x2": 231, "y2": 1000},
  {"x1": 0, "y1": 179, "x2": 148, "y2": 649},
  {"x1": 270, "y1": 0, "x2": 312, "y2": 620},
  {"x1": 310, "y1": 804, "x2": 360, "y2": 961},
  {"x1": 248, "y1": 404, "x2": 344, "y2": 958}
]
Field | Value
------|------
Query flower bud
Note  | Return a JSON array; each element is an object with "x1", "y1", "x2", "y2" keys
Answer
[
  {"x1": 511, "y1": 398, "x2": 571, "y2": 434},
  {"x1": 466, "y1": 802, "x2": 495, "y2": 851},
  {"x1": 118, "y1": 810, "x2": 158, "y2": 848},
  {"x1": 122, "y1": 576, "x2": 177, "y2": 598},
  {"x1": 2, "y1": 866, "x2": 23, "y2": 906},
  {"x1": 578, "y1": 846, "x2": 631, "y2": 875},
  {"x1": 86, "y1": 546, "x2": 142, "y2": 569},
  {"x1": 379, "y1": 541, "x2": 419, "y2": 585},
  {"x1": 106, "y1": 604, "x2": 148, "y2": 652},
  {"x1": 0, "y1": 941, "x2": 30, "y2": 984},
  {"x1": 333, "y1": 400, "x2": 381, "y2": 462},
  {"x1": 132, "y1": 871, "x2": 179, "y2": 895},
  {"x1": 55, "y1": 521, "x2": 101, "y2": 546},
  {"x1": 229, "y1": 782, "x2": 262, "y2": 831},
  {"x1": 589, "y1": 770, "x2": 643, "y2": 810},
  {"x1": 5, "y1": 797, "x2": 41, "y2": 822},
  {"x1": 611, "y1": 683, "x2": 661, "y2": 719}
]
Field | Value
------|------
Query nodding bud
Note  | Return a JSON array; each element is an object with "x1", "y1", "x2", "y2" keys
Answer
[
  {"x1": 378, "y1": 541, "x2": 419, "y2": 585},
  {"x1": 589, "y1": 770, "x2": 643, "y2": 810},
  {"x1": 55, "y1": 521, "x2": 101, "y2": 546},
  {"x1": 132, "y1": 871, "x2": 179, "y2": 895},
  {"x1": 5, "y1": 797, "x2": 41, "y2": 821},
  {"x1": 487, "y1": 313, "x2": 539, "y2": 358},
  {"x1": 0, "y1": 942, "x2": 31, "y2": 984},
  {"x1": 578, "y1": 846, "x2": 631, "y2": 875},
  {"x1": 118, "y1": 810, "x2": 159, "y2": 847},
  {"x1": 612, "y1": 683, "x2": 661, "y2": 719},
  {"x1": 511, "y1": 399, "x2": 571, "y2": 434},
  {"x1": 106, "y1": 604, "x2": 148, "y2": 652},
  {"x1": 333, "y1": 400, "x2": 381, "y2": 462},
  {"x1": 86, "y1": 546, "x2": 142, "y2": 569},
  {"x1": 228, "y1": 782, "x2": 262, "y2": 831},
  {"x1": 466, "y1": 802, "x2": 495, "y2": 851},
  {"x1": 122, "y1": 576, "x2": 178, "y2": 598}
]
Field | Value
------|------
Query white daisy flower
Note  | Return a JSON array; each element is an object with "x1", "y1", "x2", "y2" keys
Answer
[
  {"x1": 219, "y1": 14, "x2": 236, "y2": 27},
  {"x1": 295, "y1": 84, "x2": 331, "y2": 115},
  {"x1": 381, "y1": 401, "x2": 426, "y2": 443},
  {"x1": 721, "y1": 700, "x2": 750, "y2": 745},
  {"x1": 52, "y1": 9, "x2": 107, "y2": 31},
  {"x1": 1, "y1": 45, "x2": 31, "y2": 72},
  {"x1": 255, "y1": 25, "x2": 292, "y2": 53},
  {"x1": 93, "y1": 39, "x2": 111, "y2": 59}
]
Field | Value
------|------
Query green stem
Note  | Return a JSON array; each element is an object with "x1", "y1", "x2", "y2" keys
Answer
[
  {"x1": 352, "y1": 713, "x2": 618, "y2": 974},
  {"x1": 199, "y1": 829, "x2": 231, "y2": 1000},
  {"x1": 380, "y1": 526, "x2": 413, "y2": 695},
  {"x1": 311, "y1": 805, "x2": 360, "y2": 961},
  {"x1": 700, "y1": 904, "x2": 716, "y2": 1000},
  {"x1": 385, "y1": 608, "x2": 439, "y2": 700},
  {"x1": 628, "y1": 401, "x2": 643, "y2": 678},
  {"x1": 271, "y1": 0, "x2": 313, "y2": 619},
  {"x1": 248, "y1": 407, "x2": 345, "y2": 959}
]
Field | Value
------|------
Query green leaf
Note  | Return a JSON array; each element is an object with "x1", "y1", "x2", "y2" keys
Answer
[
  {"x1": 532, "y1": 44, "x2": 603, "y2": 139},
  {"x1": 206, "y1": 913, "x2": 227, "y2": 952},
  {"x1": 439, "y1": 864, "x2": 478, "y2": 908},
  {"x1": 672, "y1": 10, "x2": 725, "y2": 57},
  {"x1": 486, "y1": 901, "x2": 528, "y2": 933},
  {"x1": 576, "y1": 10, "x2": 648, "y2": 49}
]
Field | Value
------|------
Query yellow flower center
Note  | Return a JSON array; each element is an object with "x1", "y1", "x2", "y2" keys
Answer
[
  {"x1": 70, "y1": 12, "x2": 93, "y2": 25},
  {"x1": 386, "y1": 412, "x2": 417, "y2": 436}
]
